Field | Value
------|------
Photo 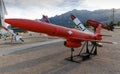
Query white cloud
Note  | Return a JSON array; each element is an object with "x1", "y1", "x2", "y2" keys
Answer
[
  {"x1": 5, "y1": 0, "x2": 65, "y2": 8},
  {"x1": 5, "y1": 0, "x2": 83, "y2": 19},
  {"x1": 4, "y1": 0, "x2": 120, "y2": 19},
  {"x1": 81, "y1": 0, "x2": 120, "y2": 10}
]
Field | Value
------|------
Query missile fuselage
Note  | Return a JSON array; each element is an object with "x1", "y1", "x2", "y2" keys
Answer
[
  {"x1": 5, "y1": 19, "x2": 94, "y2": 41},
  {"x1": 87, "y1": 20, "x2": 111, "y2": 31}
]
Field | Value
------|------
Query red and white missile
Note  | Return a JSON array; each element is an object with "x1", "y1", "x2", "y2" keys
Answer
[{"x1": 70, "y1": 14, "x2": 92, "y2": 33}]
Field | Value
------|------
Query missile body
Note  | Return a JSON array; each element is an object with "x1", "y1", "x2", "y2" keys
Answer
[
  {"x1": 87, "y1": 20, "x2": 113, "y2": 31},
  {"x1": 5, "y1": 19, "x2": 113, "y2": 48},
  {"x1": 70, "y1": 14, "x2": 92, "y2": 34},
  {"x1": 5, "y1": 19, "x2": 94, "y2": 41}
]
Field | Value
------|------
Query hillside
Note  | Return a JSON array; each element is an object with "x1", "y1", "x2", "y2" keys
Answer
[{"x1": 41, "y1": 9, "x2": 120, "y2": 27}]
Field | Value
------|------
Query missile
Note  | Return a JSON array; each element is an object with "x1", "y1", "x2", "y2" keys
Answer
[
  {"x1": 4, "y1": 18, "x2": 116, "y2": 62},
  {"x1": 70, "y1": 14, "x2": 90, "y2": 33},
  {"x1": 70, "y1": 14, "x2": 92, "y2": 34},
  {"x1": 5, "y1": 18, "x2": 114, "y2": 48},
  {"x1": 5, "y1": 19, "x2": 87, "y2": 37},
  {"x1": 5, "y1": 18, "x2": 97, "y2": 47},
  {"x1": 87, "y1": 20, "x2": 114, "y2": 31},
  {"x1": 5, "y1": 19, "x2": 69, "y2": 37}
]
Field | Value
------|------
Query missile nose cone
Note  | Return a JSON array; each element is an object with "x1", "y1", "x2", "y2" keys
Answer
[
  {"x1": 86, "y1": 20, "x2": 91, "y2": 23},
  {"x1": 5, "y1": 19, "x2": 13, "y2": 25},
  {"x1": 70, "y1": 14, "x2": 76, "y2": 20},
  {"x1": 5, "y1": 19, "x2": 10, "y2": 23},
  {"x1": 5, "y1": 19, "x2": 22, "y2": 27}
]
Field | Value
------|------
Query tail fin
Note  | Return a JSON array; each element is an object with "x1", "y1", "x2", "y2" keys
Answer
[
  {"x1": 95, "y1": 25, "x2": 112, "y2": 37},
  {"x1": 94, "y1": 24, "x2": 102, "y2": 40},
  {"x1": 42, "y1": 15, "x2": 50, "y2": 23},
  {"x1": 95, "y1": 24, "x2": 102, "y2": 35}
]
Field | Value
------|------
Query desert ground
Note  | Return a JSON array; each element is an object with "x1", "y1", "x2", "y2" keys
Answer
[{"x1": 0, "y1": 28, "x2": 120, "y2": 74}]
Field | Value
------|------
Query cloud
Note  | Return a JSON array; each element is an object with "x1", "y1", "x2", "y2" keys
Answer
[
  {"x1": 4, "y1": 0, "x2": 120, "y2": 19},
  {"x1": 81, "y1": 0, "x2": 120, "y2": 10},
  {"x1": 5, "y1": 0, "x2": 65, "y2": 8},
  {"x1": 5, "y1": 0, "x2": 84, "y2": 10},
  {"x1": 4, "y1": 0, "x2": 84, "y2": 19}
]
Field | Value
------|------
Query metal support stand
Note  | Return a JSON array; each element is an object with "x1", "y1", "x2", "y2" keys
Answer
[
  {"x1": 66, "y1": 41, "x2": 98, "y2": 62},
  {"x1": 86, "y1": 41, "x2": 89, "y2": 53},
  {"x1": 70, "y1": 48, "x2": 74, "y2": 61},
  {"x1": 90, "y1": 41, "x2": 97, "y2": 55}
]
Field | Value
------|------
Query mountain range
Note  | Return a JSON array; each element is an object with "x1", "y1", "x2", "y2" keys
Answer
[{"x1": 40, "y1": 9, "x2": 120, "y2": 27}]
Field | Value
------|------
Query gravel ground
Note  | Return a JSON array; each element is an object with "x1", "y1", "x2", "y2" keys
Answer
[
  {"x1": 0, "y1": 29, "x2": 119, "y2": 74},
  {"x1": 0, "y1": 33, "x2": 58, "y2": 50}
]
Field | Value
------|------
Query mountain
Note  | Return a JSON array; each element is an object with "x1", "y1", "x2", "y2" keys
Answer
[{"x1": 40, "y1": 9, "x2": 120, "y2": 27}]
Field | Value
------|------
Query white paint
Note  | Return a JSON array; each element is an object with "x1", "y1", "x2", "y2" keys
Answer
[
  {"x1": 68, "y1": 30, "x2": 73, "y2": 35},
  {"x1": 72, "y1": 16, "x2": 93, "y2": 34}
]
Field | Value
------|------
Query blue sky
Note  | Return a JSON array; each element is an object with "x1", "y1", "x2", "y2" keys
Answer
[{"x1": 4, "y1": 0, "x2": 120, "y2": 19}]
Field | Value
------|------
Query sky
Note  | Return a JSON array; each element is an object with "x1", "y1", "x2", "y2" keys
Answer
[{"x1": 4, "y1": 0, "x2": 120, "y2": 19}]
